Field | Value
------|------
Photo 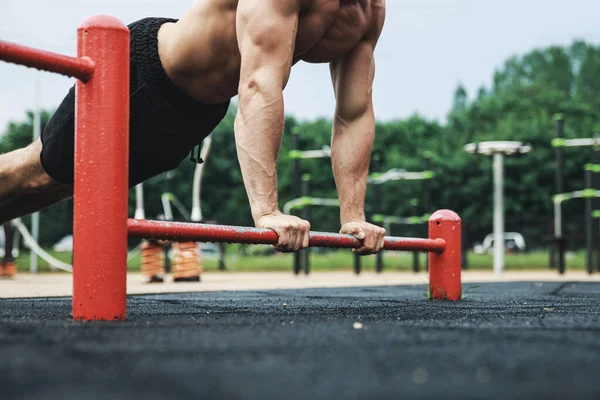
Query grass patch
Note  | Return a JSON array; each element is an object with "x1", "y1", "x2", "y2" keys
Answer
[{"x1": 10, "y1": 248, "x2": 587, "y2": 273}]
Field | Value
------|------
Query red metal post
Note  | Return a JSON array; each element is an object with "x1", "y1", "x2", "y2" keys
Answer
[
  {"x1": 428, "y1": 210, "x2": 462, "y2": 300},
  {"x1": 72, "y1": 16, "x2": 130, "y2": 321}
]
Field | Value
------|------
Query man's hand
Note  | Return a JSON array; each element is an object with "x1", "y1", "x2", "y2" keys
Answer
[
  {"x1": 256, "y1": 211, "x2": 310, "y2": 253},
  {"x1": 340, "y1": 221, "x2": 386, "y2": 255}
]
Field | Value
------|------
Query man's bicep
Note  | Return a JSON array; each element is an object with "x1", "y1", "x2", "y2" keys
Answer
[
  {"x1": 330, "y1": 41, "x2": 376, "y2": 122},
  {"x1": 330, "y1": 2, "x2": 385, "y2": 121},
  {"x1": 236, "y1": 0, "x2": 300, "y2": 90}
]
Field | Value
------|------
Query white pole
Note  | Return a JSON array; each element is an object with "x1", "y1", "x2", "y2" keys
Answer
[
  {"x1": 31, "y1": 71, "x2": 42, "y2": 274},
  {"x1": 134, "y1": 184, "x2": 145, "y2": 220},
  {"x1": 493, "y1": 152, "x2": 504, "y2": 275},
  {"x1": 554, "y1": 200, "x2": 562, "y2": 240},
  {"x1": 191, "y1": 137, "x2": 212, "y2": 222}
]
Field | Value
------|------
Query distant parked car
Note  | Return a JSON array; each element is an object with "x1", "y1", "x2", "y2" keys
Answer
[
  {"x1": 473, "y1": 232, "x2": 526, "y2": 255},
  {"x1": 53, "y1": 235, "x2": 73, "y2": 253},
  {"x1": 197, "y1": 242, "x2": 219, "y2": 259}
]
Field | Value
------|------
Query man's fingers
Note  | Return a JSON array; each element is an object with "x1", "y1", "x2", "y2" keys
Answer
[
  {"x1": 362, "y1": 232, "x2": 375, "y2": 252},
  {"x1": 353, "y1": 246, "x2": 370, "y2": 255},
  {"x1": 291, "y1": 220, "x2": 302, "y2": 251},
  {"x1": 353, "y1": 245, "x2": 376, "y2": 255},
  {"x1": 375, "y1": 227, "x2": 386, "y2": 252},
  {"x1": 294, "y1": 219, "x2": 310, "y2": 251},
  {"x1": 274, "y1": 225, "x2": 291, "y2": 252},
  {"x1": 301, "y1": 220, "x2": 311, "y2": 248},
  {"x1": 341, "y1": 223, "x2": 366, "y2": 240}
]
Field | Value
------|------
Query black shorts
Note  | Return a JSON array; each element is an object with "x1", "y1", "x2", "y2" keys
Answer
[{"x1": 40, "y1": 17, "x2": 230, "y2": 186}]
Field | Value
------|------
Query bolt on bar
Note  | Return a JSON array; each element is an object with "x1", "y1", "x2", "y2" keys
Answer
[
  {"x1": 0, "y1": 40, "x2": 95, "y2": 80},
  {"x1": 127, "y1": 219, "x2": 447, "y2": 253}
]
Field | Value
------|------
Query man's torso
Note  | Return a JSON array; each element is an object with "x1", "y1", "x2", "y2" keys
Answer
[{"x1": 157, "y1": 0, "x2": 385, "y2": 104}]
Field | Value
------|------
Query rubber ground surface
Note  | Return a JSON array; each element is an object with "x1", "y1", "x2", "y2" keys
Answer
[{"x1": 1, "y1": 281, "x2": 599, "y2": 399}]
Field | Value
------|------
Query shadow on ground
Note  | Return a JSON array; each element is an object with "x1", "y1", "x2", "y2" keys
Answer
[{"x1": 1, "y1": 282, "x2": 599, "y2": 399}]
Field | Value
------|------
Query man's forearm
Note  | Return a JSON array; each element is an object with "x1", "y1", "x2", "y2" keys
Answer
[
  {"x1": 235, "y1": 90, "x2": 284, "y2": 222},
  {"x1": 331, "y1": 108, "x2": 375, "y2": 225}
]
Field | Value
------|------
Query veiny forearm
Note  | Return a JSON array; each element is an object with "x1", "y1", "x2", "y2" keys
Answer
[
  {"x1": 235, "y1": 89, "x2": 284, "y2": 222},
  {"x1": 331, "y1": 107, "x2": 375, "y2": 225}
]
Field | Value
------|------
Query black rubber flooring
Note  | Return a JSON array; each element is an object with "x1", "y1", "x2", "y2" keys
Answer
[{"x1": 1, "y1": 281, "x2": 599, "y2": 400}]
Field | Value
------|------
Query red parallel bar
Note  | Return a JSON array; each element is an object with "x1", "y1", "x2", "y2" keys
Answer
[
  {"x1": 0, "y1": 40, "x2": 94, "y2": 80},
  {"x1": 127, "y1": 219, "x2": 447, "y2": 253}
]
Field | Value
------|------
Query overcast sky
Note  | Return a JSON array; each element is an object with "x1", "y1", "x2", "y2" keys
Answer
[{"x1": 0, "y1": 0, "x2": 598, "y2": 136}]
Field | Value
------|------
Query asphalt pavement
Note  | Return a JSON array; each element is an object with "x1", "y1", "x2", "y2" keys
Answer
[{"x1": 1, "y1": 281, "x2": 599, "y2": 399}]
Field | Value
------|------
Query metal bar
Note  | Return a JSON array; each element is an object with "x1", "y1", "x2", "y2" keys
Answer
[
  {"x1": 594, "y1": 151, "x2": 600, "y2": 273},
  {"x1": 586, "y1": 169, "x2": 593, "y2": 275},
  {"x1": 292, "y1": 129, "x2": 301, "y2": 275},
  {"x1": 72, "y1": 16, "x2": 129, "y2": 321},
  {"x1": 218, "y1": 242, "x2": 227, "y2": 271},
  {"x1": 558, "y1": 237, "x2": 566, "y2": 275},
  {"x1": 554, "y1": 116, "x2": 564, "y2": 271},
  {"x1": 369, "y1": 170, "x2": 433, "y2": 184},
  {"x1": 282, "y1": 197, "x2": 339, "y2": 214},
  {"x1": 134, "y1": 184, "x2": 145, "y2": 220},
  {"x1": 298, "y1": 148, "x2": 331, "y2": 159},
  {"x1": 191, "y1": 136, "x2": 212, "y2": 222},
  {"x1": 374, "y1": 182, "x2": 383, "y2": 273},
  {"x1": 353, "y1": 252, "x2": 361, "y2": 275},
  {"x1": 127, "y1": 219, "x2": 447, "y2": 253},
  {"x1": 0, "y1": 40, "x2": 94, "y2": 80},
  {"x1": 563, "y1": 138, "x2": 600, "y2": 147},
  {"x1": 554, "y1": 199, "x2": 566, "y2": 274},
  {"x1": 412, "y1": 198, "x2": 420, "y2": 273},
  {"x1": 493, "y1": 153, "x2": 505, "y2": 275},
  {"x1": 302, "y1": 175, "x2": 311, "y2": 275},
  {"x1": 293, "y1": 243, "x2": 302, "y2": 274},
  {"x1": 31, "y1": 72, "x2": 42, "y2": 274},
  {"x1": 424, "y1": 156, "x2": 432, "y2": 272},
  {"x1": 12, "y1": 218, "x2": 73, "y2": 272},
  {"x1": 162, "y1": 193, "x2": 174, "y2": 222},
  {"x1": 2, "y1": 223, "x2": 14, "y2": 262}
]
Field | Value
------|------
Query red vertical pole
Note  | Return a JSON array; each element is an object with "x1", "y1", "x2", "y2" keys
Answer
[
  {"x1": 428, "y1": 210, "x2": 462, "y2": 300},
  {"x1": 72, "y1": 15, "x2": 130, "y2": 321}
]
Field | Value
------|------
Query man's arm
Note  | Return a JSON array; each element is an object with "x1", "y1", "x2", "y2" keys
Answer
[
  {"x1": 330, "y1": 3, "x2": 386, "y2": 254},
  {"x1": 235, "y1": 0, "x2": 310, "y2": 252}
]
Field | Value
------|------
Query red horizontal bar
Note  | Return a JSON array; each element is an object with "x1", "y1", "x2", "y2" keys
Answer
[
  {"x1": 127, "y1": 219, "x2": 446, "y2": 253},
  {"x1": 0, "y1": 40, "x2": 94, "y2": 80}
]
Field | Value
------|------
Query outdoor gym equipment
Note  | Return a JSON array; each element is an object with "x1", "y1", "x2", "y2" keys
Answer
[
  {"x1": 289, "y1": 131, "x2": 339, "y2": 275},
  {"x1": 369, "y1": 159, "x2": 435, "y2": 273},
  {"x1": 370, "y1": 213, "x2": 430, "y2": 272},
  {"x1": 0, "y1": 16, "x2": 463, "y2": 321},
  {"x1": 135, "y1": 136, "x2": 226, "y2": 280},
  {"x1": 553, "y1": 166, "x2": 600, "y2": 275},
  {"x1": 552, "y1": 115, "x2": 600, "y2": 274},
  {"x1": 465, "y1": 141, "x2": 532, "y2": 275}
]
